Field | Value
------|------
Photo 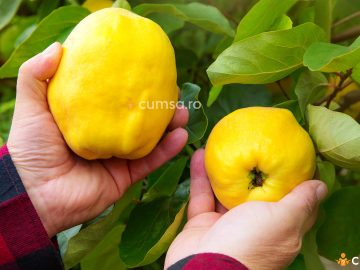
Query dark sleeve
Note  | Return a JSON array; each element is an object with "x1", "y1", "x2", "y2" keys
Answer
[
  {"x1": 0, "y1": 145, "x2": 63, "y2": 270},
  {"x1": 168, "y1": 253, "x2": 249, "y2": 270}
]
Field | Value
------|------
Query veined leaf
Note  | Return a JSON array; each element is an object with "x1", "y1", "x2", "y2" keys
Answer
[
  {"x1": 308, "y1": 105, "x2": 360, "y2": 170},
  {"x1": 294, "y1": 70, "x2": 328, "y2": 116},
  {"x1": 0, "y1": 6, "x2": 90, "y2": 78},
  {"x1": 81, "y1": 225, "x2": 127, "y2": 270},
  {"x1": 234, "y1": 0, "x2": 297, "y2": 41},
  {"x1": 133, "y1": 3, "x2": 234, "y2": 37},
  {"x1": 304, "y1": 36, "x2": 360, "y2": 72},
  {"x1": 119, "y1": 181, "x2": 189, "y2": 267},
  {"x1": 143, "y1": 156, "x2": 188, "y2": 202},
  {"x1": 181, "y1": 83, "x2": 208, "y2": 144},
  {"x1": 207, "y1": 23, "x2": 326, "y2": 85}
]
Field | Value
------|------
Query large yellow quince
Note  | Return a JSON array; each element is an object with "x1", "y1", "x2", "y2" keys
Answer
[
  {"x1": 205, "y1": 107, "x2": 316, "y2": 209},
  {"x1": 48, "y1": 8, "x2": 178, "y2": 160}
]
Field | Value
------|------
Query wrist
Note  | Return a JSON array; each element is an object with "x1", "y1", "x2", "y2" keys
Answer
[{"x1": 6, "y1": 143, "x2": 60, "y2": 237}]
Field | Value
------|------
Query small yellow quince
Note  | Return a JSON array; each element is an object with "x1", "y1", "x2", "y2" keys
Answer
[
  {"x1": 48, "y1": 8, "x2": 178, "y2": 160},
  {"x1": 205, "y1": 107, "x2": 316, "y2": 209}
]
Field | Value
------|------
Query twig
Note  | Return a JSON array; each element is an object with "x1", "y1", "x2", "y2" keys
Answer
[
  {"x1": 338, "y1": 89, "x2": 360, "y2": 111},
  {"x1": 332, "y1": 11, "x2": 360, "y2": 29},
  {"x1": 326, "y1": 69, "x2": 353, "y2": 108},
  {"x1": 331, "y1": 25, "x2": 360, "y2": 43},
  {"x1": 276, "y1": 80, "x2": 290, "y2": 100}
]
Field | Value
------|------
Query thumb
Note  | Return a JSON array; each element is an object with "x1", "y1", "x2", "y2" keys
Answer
[
  {"x1": 16, "y1": 42, "x2": 62, "y2": 112},
  {"x1": 279, "y1": 180, "x2": 327, "y2": 235}
]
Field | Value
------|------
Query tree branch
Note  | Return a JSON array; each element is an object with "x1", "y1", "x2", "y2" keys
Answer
[
  {"x1": 331, "y1": 25, "x2": 360, "y2": 43},
  {"x1": 332, "y1": 11, "x2": 360, "y2": 29}
]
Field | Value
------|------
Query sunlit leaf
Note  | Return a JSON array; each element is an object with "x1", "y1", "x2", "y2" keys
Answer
[
  {"x1": 208, "y1": 23, "x2": 326, "y2": 85},
  {"x1": 234, "y1": 0, "x2": 297, "y2": 41},
  {"x1": 134, "y1": 3, "x2": 234, "y2": 37},
  {"x1": 0, "y1": 6, "x2": 90, "y2": 78},
  {"x1": 304, "y1": 36, "x2": 360, "y2": 72},
  {"x1": 308, "y1": 105, "x2": 360, "y2": 170}
]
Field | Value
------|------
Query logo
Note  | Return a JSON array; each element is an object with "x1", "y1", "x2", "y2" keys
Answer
[{"x1": 336, "y1": 253, "x2": 359, "y2": 267}]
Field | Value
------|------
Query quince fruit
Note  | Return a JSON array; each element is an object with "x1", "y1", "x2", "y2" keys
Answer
[
  {"x1": 48, "y1": 8, "x2": 177, "y2": 160},
  {"x1": 205, "y1": 107, "x2": 316, "y2": 209}
]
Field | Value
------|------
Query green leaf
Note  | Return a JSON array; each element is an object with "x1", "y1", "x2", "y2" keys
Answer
[
  {"x1": 62, "y1": 183, "x2": 142, "y2": 269},
  {"x1": 207, "y1": 85, "x2": 223, "y2": 107},
  {"x1": 81, "y1": 225, "x2": 127, "y2": 270},
  {"x1": 0, "y1": 99, "x2": 15, "y2": 114},
  {"x1": 207, "y1": 23, "x2": 326, "y2": 86},
  {"x1": 286, "y1": 254, "x2": 306, "y2": 270},
  {"x1": 274, "y1": 100, "x2": 304, "y2": 126},
  {"x1": 234, "y1": 0, "x2": 297, "y2": 42},
  {"x1": 351, "y1": 63, "x2": 360, "y2": 84},
  {"x1": 206, "y1": 84, "x2": 272, "y2": 130},
  {"x1": 317, "y1": 186, "x2": 360, "y2": 259},
  {"x1": 308, "y1": 105, "x2": 360, "y2": 170},
  {"x1": 294, "y1": 70, "x2": 328, "y2": 116},
  {"x1": 143, "y1": 156, "x2": 188, "y2": 202},
  {"x1": 304, "y1": 36, "x2": 360, "y2": 72},
  {"x1": 147, "y1": 13, "x2": 184, "y2": 34},
  {"x1": 38, "y1": 0, "x2": 61, "y2": 20},
  {"x1": 133, "y1": 3, "x2": 234, "y2": 37},
  {"x1": 58, "y1": 225, "x2": 83, "y2": 258},
  {"x1": 119, "y1": 181, "x2": 189, "y2": 267},
  {"x1": 0, "y1": 6, "x2": 90, "y2": 79},
  {"x1": 112, "y1": 0, "x2": 131, "y2": 10},
  {"x1": 0, "y1": 16, "x2": 37, "y2": 61},
  {"x1": 180, "y1": 83, "x2": 208, "y2": 144},
  {"x1": 300, "y1": 209, "x2": 326, "y2": 270},
  {"x1": 316, "y1": 160, "x2": 340, "y2": 196},
  {"x1": 0, "y1": 0, "x2": 21, "y2": 30},
  {"x1": 0, "y1": 136, "x2": 3, "y2": 145},
  {"x1": 269, "y1": 15, "x2": 293, "y2": 31},
  {"x1": 314, "y1": 0, "x2": 334, "y2": 41}
]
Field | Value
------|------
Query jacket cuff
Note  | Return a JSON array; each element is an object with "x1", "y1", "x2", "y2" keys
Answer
[
  {"x1": 168, "y1": 253, "x2": 248, "y2": 270},
  {"x1": 0, "y1": 145, "x2": 63, "y2": 269}
]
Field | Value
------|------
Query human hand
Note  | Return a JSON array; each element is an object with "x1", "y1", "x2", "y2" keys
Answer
[
  {"x1": 165, "y1": 149, "x2": 327, "y2": 270},
  {"x1": 7, "y1": 42, "x2": 188, "y2": 238}
]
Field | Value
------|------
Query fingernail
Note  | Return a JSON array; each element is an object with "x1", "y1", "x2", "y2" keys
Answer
[
  {"x1": 42, "y1": 42, "x2": 58, "y2": 56},
  {"x1": 316, "y1": 183, "x2": 328, "y2": 201}
]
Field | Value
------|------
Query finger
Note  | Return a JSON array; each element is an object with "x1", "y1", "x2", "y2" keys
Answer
[
  {"x1": 129, "y1": 128, "x2": 188, "y2": 181},
  {"x1": 279, "y1": 180, "x2": 327, "y2": 235},
  {"x1": 167, "y1": 106, "x2": 189, "y2": 130},
  {"x1": 188, "y1": 149, "x2": 216, "y2": 219},
  {"x1": 17, "y1": 42, "x2": 62, "y2": 97}
]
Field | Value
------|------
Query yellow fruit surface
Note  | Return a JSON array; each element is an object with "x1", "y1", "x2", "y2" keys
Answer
[
  {"x1": 205, "y1": 107, "x2": 316, "y2": 209},
  {"x1": 48, "y1": 8, "x2": 178, "y2": 160},
  {"x1": 82, "y1": 0, "x2": 113, "y2": 12}
]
